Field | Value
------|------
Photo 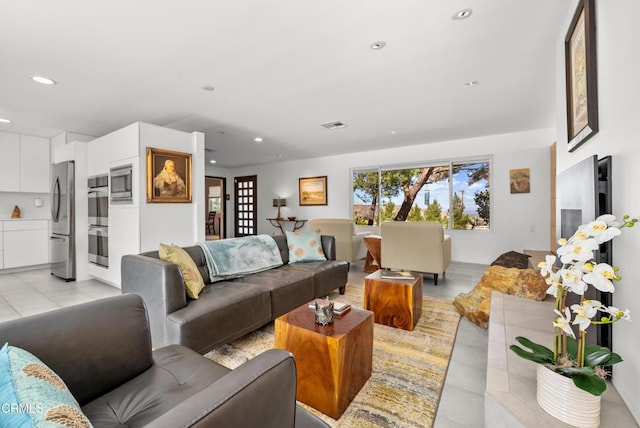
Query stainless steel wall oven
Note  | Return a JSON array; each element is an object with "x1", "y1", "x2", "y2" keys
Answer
[{"x1": 88, "y1": 174, "x2": 109, "y2": 267}]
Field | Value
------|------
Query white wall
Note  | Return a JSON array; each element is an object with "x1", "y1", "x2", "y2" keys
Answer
[
  {"x1": 230, "y1": 128, "x2": 554, "y2": 264},
  {"x1": 555, "y1": 0, "x2": 640, "y2": 420}
]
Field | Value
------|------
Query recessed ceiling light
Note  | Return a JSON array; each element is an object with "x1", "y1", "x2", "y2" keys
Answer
[
  {"x1": 209, "y1": 159, "x2": 217, "y2": 164},
  {"x1": 202, "y1": 85, "x2": 214, "y2": 92},
  {"x1": 370, "y1": 41, "x2": 386, "y2": 50},
  {"x1": 254, "y1": 137, "x2": 263, "y2": 143},
  {"x1": 31, "y1": 75, "x2": 57, "y2": 85},
  {"x1": 0, "y1": 118, "x2": 11, "y2": 124},
  {"x1": 452, "y1": 8, "x2": 473, "y2": 20},
  {"x1": 464, "y1": 81, "x2": 479, "y2": 86},
  {"x1": 390, "y1": 130, "x2": 397, "y2": 134}
]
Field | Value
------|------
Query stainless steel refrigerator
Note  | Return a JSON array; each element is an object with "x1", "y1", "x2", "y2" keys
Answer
[{"x1": 50, "y1": 161, "x2": 75, "y2": 281}]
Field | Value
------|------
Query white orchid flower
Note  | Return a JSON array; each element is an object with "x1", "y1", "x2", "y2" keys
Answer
[
  {"x1": 571, "y1": 300, "x2": 602, "y2": 331},
  {"x1": 596, "y1": 214, "x2": 622, "y2": 228},
  {"x1": 559, "y1": 268, "x2": 587, "y2": 295},
  {"x1": 579, "y1": 219, "x2": 622, "y2": 244},
  {"x1": 583, "y1": 263, "x2": 617, "y2": 293},
  {"x1": 557, "y1": 238, "x2": 599, "y2": 264},
  {"x1": 554, "y1": 308, "x2": 575, "y2": 339},
  {"x1": 538, "y1": 254, "x2": 557, "y2": 277},
  {"x1": 601, "y1": 306, "x2": 631, "y2": 322},
  {"x1": 545, "y1": 271, "x2": 562, "y2": 297}
]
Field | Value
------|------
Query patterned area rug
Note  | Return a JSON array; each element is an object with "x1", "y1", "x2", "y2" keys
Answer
[{"x1": 204, "y1": 284, "x2": 461, "y2": 427}]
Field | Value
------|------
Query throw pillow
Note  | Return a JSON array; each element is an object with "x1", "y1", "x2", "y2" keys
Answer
[
  {"x1": 159, "y1": 244, "x2": 205, "y2": 299},
  {"x1": 286, "y1": 231, "x2": 327, "y2": 263},
  {"x1": 0, "y1": 343, "x2": 93, "y2": 427}
]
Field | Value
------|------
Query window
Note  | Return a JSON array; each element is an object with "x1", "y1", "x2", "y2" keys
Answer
[{"x1": 352, "y1": 158, "x2": 490, "y2": 230}]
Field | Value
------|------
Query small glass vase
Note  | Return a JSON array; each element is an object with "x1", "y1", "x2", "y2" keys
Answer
[
  {"x1": 314, "y1": 301, "x2": 334, "y2": 325},
  {"x1": 536, "y1": 365, "x2": 601, "y2": 428}
]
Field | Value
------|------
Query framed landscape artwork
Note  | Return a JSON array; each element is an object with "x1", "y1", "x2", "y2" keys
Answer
[
  {"x1": 299, "y1": 176, "x2": 327, "y2": 206},
  {"x1": 565, "y1": 0, "x2": 598, "y2": 152},
  {"x1": 146, "y1": 147, "x2": 192, "y2": 203}
]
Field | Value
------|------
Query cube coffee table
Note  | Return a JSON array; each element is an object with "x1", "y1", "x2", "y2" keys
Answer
[
  {"x1": 274, "y1": 304, "x2": 373, "y2": 419},
  {"x1": 364, "y1": 270, "x2": 423, "y2": 331}
]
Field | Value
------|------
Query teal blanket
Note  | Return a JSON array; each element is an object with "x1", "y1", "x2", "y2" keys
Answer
[{"x1": 197, "y1": 235, "x2": 283, "y2": 282}]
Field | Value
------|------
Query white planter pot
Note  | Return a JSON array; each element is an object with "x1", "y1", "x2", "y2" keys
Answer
[{"x1": 536, "y1": 365, "x2": 601, "y2": 428}]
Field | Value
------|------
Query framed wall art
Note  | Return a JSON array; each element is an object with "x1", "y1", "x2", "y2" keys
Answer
[
  {"x1": 565, "y1": 0, "x2": 598, "y2": 152},
  {"x1": 146, "y1": 147, "x2": 192, "y2": 203},
  {"x1": 510, "y1": 168, "x2": 530, "y2": 194},
  {"x1": 299, "y1": 176, "x2": 327, "y2": 206}
]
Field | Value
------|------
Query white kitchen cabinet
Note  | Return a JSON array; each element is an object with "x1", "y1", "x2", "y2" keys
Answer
[
  {"x1": 0, "y1": 132, "x2": 50, "y2": 193},
  {"x1": 20, "y1": 135, "x2": 50, "y2": 192},
  {"x1": 3, "y1": 220, "x2": 49, "y2": 269},
  {"x1": 0, "y1": 132, "x2": 20, "y2": 192}
]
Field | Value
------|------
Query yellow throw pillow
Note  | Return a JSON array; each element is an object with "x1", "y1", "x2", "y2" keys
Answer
[{"x1": 159, "y1": 244, "x2": 205, "y2": 299}]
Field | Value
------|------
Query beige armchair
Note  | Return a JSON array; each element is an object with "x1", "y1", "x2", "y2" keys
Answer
[
  {"x1": 381, "y1": 221, "x2": 451, "y2": 285},
  {"x1": 308, "y1": 218, "x2": 371, "y2": 263}
]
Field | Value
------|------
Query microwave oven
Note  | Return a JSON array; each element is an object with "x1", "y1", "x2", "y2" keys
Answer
[{"x1": 110, "y1": 164, "x2": 133, "y2": 204}]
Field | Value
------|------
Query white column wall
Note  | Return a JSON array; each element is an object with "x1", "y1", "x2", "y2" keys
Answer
[{"x1": 554, "y1": 0, "x2": 640, "y2": 420}]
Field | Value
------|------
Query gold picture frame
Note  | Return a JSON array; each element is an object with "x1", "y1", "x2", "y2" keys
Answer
[
  {"x1": 565, "y1": 0, "x2": 598, "y2": 152},
  {"x1": 146, "y1": 147, "x2": 192, "y2": 203},
  {"x1": 299, "y1": 176, "x2": 327, "y2": 206},
  {"x1": 510, "y1": 168, "x2": 530, "y2": 194}
]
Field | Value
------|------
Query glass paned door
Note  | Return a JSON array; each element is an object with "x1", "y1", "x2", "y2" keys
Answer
[{"x1": 234, "y1": 175, "x2": 257, "y2": 237}]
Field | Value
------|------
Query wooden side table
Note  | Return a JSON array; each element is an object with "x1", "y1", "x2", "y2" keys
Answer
[
  {"x1": 363, "y1": 235, "x2": 382, "y2": 273},
  {"x1": 364, "y1": 270, "x2": 423, "y2": 331},
  {"x1": 274, "y1": 304, "x2": 373, "y2": 419}
]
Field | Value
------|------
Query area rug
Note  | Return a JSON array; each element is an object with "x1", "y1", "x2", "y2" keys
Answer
[{"x1": 204, "y1": 284, "x2": 461, "y2": 427}]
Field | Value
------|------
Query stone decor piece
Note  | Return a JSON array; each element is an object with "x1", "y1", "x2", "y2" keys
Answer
[{"x1": 453, "y1": 265, "x2": 547, "y2": 328}]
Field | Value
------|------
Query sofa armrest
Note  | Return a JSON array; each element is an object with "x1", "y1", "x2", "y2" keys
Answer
[
  {"x1": 147, "y1": 349, "x2": 319, "y2": 428},
  {"x1": 320, "y1": 235, "x2": 337, "y2": 260},
  {"x1": 121, "y1": 254, "x2": 188, "y2": 348}
]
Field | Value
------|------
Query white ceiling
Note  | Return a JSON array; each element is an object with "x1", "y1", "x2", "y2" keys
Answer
[{"x1": 0, "y1": 1, "x2": 570, "y2": 168}]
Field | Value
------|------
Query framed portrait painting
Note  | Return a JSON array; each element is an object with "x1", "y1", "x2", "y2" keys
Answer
[
  {"x1": 299, "y1": 176, "x2": 327, "y2": 206},
  {"x1": 510, "y1": 168, "x2": 530, "y2": 194},
  {"x1": 565, "y1": 0, "x2": 598, "y2": 152},
  {"x1": 146, "y1": 147, "x2": 192, "y2": 203}
]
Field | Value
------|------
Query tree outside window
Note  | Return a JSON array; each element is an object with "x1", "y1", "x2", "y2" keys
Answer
[{"x1": 352, "y1": 160, "x2": 490, "y2": 230}]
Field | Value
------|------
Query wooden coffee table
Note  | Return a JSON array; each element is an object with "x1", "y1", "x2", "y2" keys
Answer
[
  {"x1": 274, "y1": 304, "x2": 373, "y2": 419},
  {"x1": 364, "y1": 270, "x2": 423, "y2": 331}
]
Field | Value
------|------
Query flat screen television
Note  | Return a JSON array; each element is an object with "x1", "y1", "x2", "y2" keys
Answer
[{"x1": 556, "y1": 155, "x2": 612, "y2": 350}]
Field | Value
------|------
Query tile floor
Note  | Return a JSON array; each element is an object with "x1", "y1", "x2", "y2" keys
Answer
[{"x1": 0, "y1": 260, "x2": 488, "y2": 427}]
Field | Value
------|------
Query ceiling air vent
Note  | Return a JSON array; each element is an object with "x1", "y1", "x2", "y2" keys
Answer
[{"x1": 321, "y1": 121, "x2": 348, "y2": 130}]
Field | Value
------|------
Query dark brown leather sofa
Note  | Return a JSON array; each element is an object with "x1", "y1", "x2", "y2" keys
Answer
[
  {"x1": 121, "y1": 235, "x2": 348, "y2": 354},
  {"x1": 0, "y1": 294, "x2": 329, "y2": 427}
]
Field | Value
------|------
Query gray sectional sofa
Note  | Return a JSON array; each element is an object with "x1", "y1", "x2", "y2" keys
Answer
[
  {"x1": 0, "y1": 293, "x2": 329, "y2": 427},
  {"x1": 121, "y1": 234, "x2": 348, "y2": 354}
]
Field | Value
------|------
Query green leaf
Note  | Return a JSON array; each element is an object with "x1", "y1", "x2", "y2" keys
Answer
[
  {"x1": 584, "y1": 348, "x2": 612, "y2": 367},
  {"x1": 513, "y1": 337, "x2": 554, "y2": 359},
  {"x1": 556, "y1": 366, "x2": 596, "y2": 376},
  {"x1": 572, "y1": 374, "x2": 607, "y2": 396},
  {"x1": 510, "y1": 345, "x2": 554, "y2": 364},
  {"x1": 601, "y1": 352, "x2": 623, "y2": 366}
]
